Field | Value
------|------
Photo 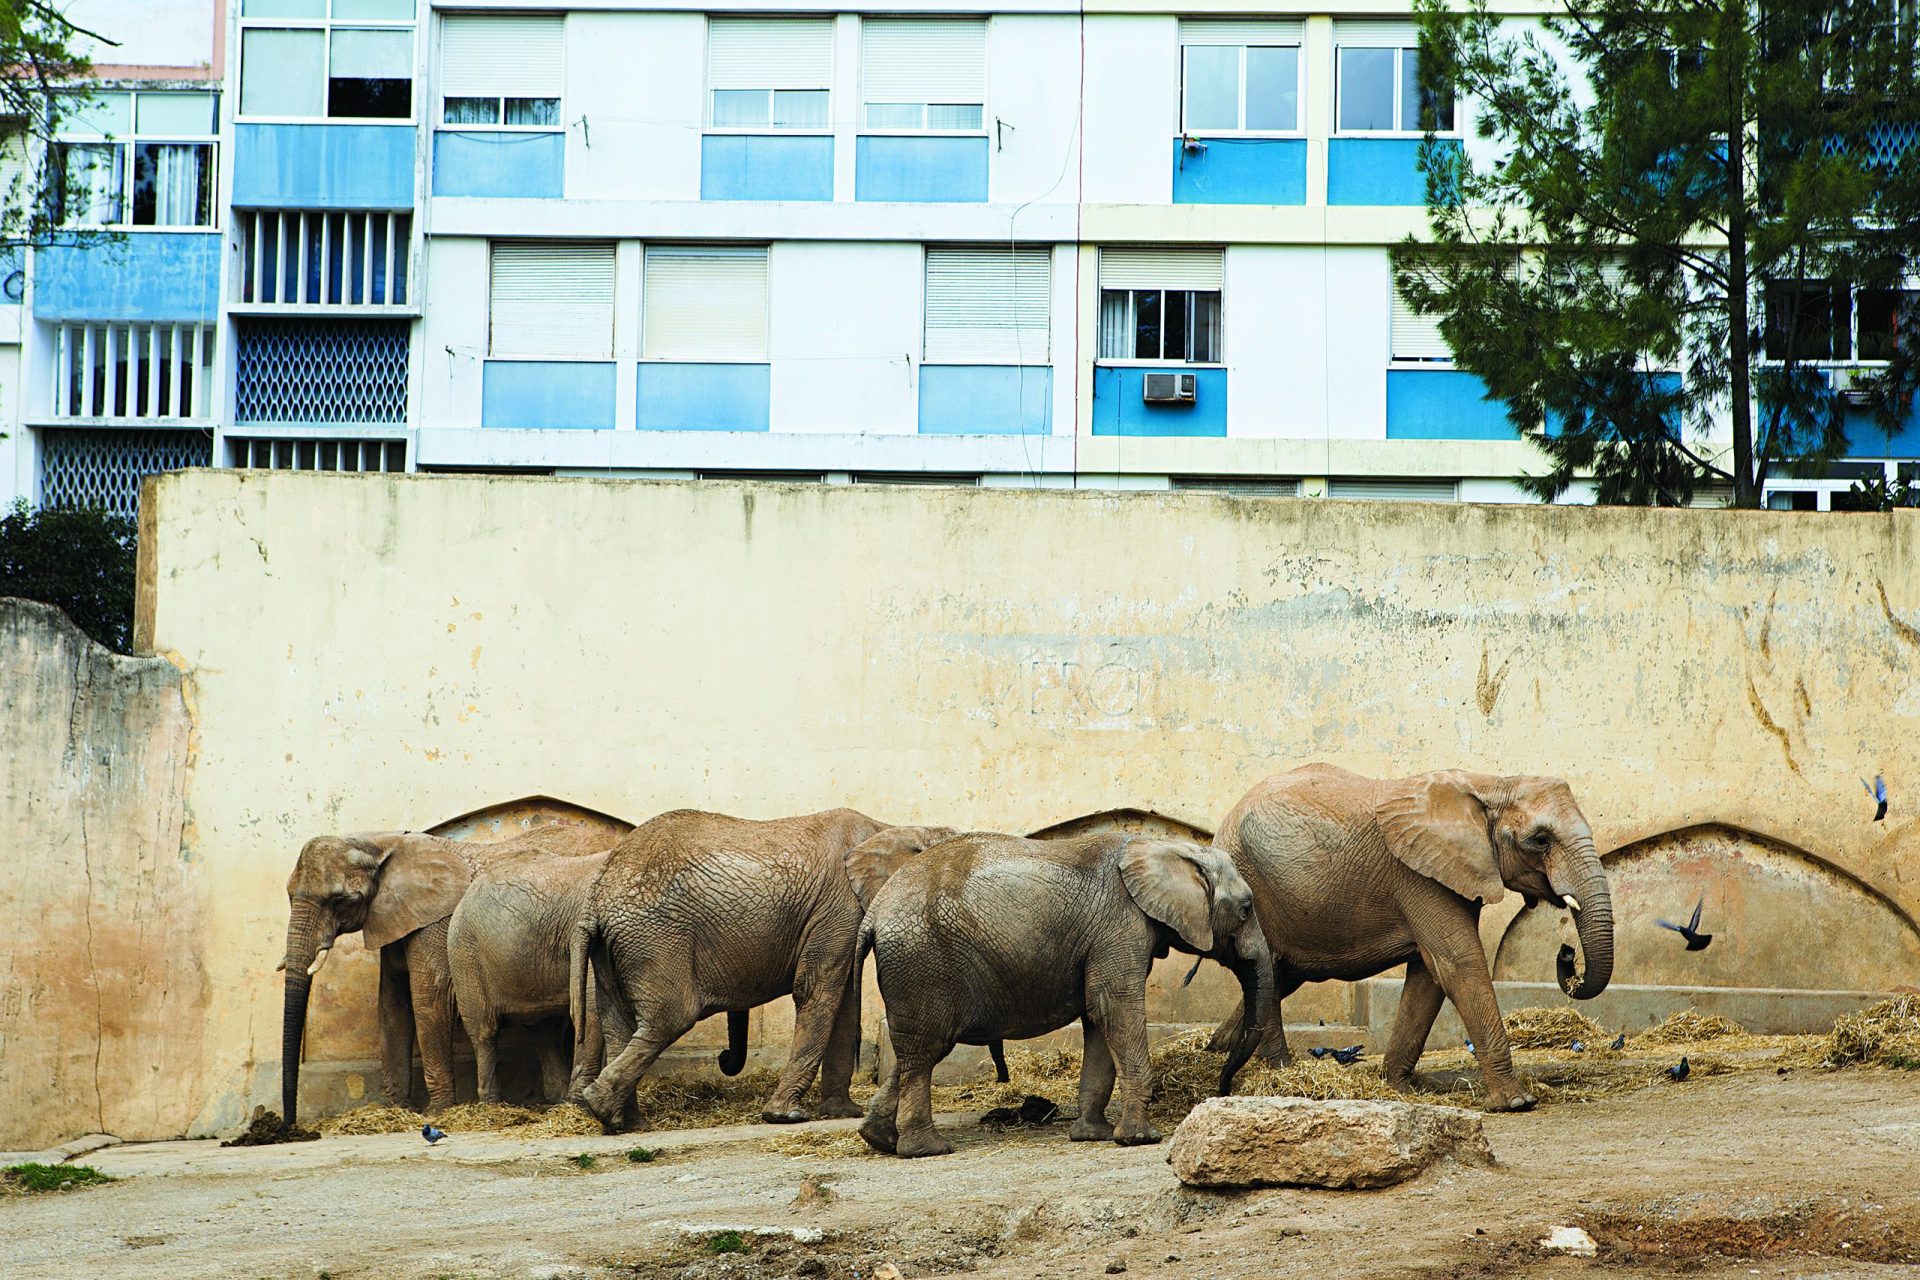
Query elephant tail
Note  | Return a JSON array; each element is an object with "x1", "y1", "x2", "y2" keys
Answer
[{"x1": 569, "y1": 913, "x2": 596, "y2": 1056}]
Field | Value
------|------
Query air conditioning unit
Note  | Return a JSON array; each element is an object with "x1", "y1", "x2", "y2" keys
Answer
[
  {"x1": 1832, "y1": 366, "x2": 1875, "y2": 408},
  {"x1": 1142, "y1": 372, "x2": 1198, "y2": 404}
]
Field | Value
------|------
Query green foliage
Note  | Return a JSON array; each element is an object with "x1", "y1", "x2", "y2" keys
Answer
[
  {"x1": 625, "y1": 1146, "x2": 658, "y2": 1163},
  {"x1": 3, "y1": 1162, "x2": 113, "y2": 1193},
  {"x1": 0, "y1": 2, "x2": 121, "y2": 250},
  {"x1": 705, "y1": 1231, "x2": 746, "y2": 1255},
  {"x1": 1835, "y1": 475, "x2": 1920, "y2": 510},
  {"x1": 0, "y1": 500, "x2": 137, "y2": 652},
  {"x1": 1397, "y1": 0, "x2": 1920, "y2": 506},
  {"x1": 571, "y1": 1152, "x2": 597, "y2": 1169}
]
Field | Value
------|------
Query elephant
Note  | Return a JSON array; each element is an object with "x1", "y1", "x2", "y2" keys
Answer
[
  {"x1": 276, "y1": 824, "x2": 609, "y2": 1128},
  {"x1": 1206, "y1": 764, "x2": 1615, "y2": 1112},
  {"x1": 570, "y1": 810, "x2": 957, "y2": 1129},
  {"x1": 858, "y1": 831, "x2": 1278, "y2": 1158}
]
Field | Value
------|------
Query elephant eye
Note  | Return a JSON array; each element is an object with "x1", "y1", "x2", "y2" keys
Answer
[{"x1": 1525, "y1": 830, "x2": 1551, "y2": 849}]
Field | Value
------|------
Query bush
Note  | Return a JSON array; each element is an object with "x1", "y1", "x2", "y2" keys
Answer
[
  {"x1": 0, "y1": 501, "x2": 137, "y2": 652},
  {"x1": 2, "y1": 1163, "x2": 113, "y2": 1194}
]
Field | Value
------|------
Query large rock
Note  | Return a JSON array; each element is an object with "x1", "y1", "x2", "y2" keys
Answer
[{"x1": 1167, "y1": 1098, "x2": 1495, "y2": 1190}]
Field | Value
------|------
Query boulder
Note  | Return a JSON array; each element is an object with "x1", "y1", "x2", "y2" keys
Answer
[{"x1": 1166, "y1": 1097, "x2": 1495, "y2": 1190}]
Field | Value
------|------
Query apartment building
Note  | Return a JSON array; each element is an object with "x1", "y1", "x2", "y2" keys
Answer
[{"x1": 3, "y1": 0, "x2": 1916, "y2": 516}]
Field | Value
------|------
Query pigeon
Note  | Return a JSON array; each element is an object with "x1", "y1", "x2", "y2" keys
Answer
[
  {"x1": 1464, "y1": 1038, "x2": 1476, "y2": 1055},
  {"x1": 1610, "y1": 1033, "x2": 1626, "y2": 1051},
  {"x1": 421, "y1": 1123, "x2": 446, "y2": 1144},
  {"x1": 1656, "y1": 896, "x2": 1713, "y2": 951},
  {"x1": 1308, "y1": 1046, "x2": 1330, "y2": 1060},
  {"x1": 1330, "y1": 1045, "x2": 1365, "y2": 1066},
  {"x1": 1863, "y1": 774, "x2": 1888, "y2": 822},
  {"x1": 1666, "y1": 1057, "x2": 1690, "y2": 1081},
  {"x1": 1570, "y1": 1040, "x2": 1587, "y2": 1053}
]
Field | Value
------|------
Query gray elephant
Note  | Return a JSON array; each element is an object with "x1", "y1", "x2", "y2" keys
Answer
[
  {"x1": 276, "y1": 824, "x2": 608, "y2": 1127},
  {"x1": 858, "y1": 831, "x2": 1277, "y2": 1158},
  {"x1": 1208, "y1": 764, "x2": 1615, "y2": 1112},
  {"x1": 570, "y1": 811, "x2": 956, "y2": 1129}
]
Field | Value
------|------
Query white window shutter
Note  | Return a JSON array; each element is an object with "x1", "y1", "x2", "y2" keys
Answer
[
  {"x1": 924, "y1": 246, "x2": 1051, "y2": 363},
  {"x1": 708, "y1": 18, "x2": 835, "y2": 90},
  {"x1": 862, "y1": 18, "x2": 987, "y2": 105},
  {"x1": 1391, "y1": 280, "x2": 1451, "y2": 361},
  {"x1": 443, "y1": 16, "x2": 565, "y2": 99},
  {"x1": 643, "y1": 245, "x2": 769, "y2": 361},
  {"x1": 1329, "y1": 479, "x2": 1458, "y2": 501},
  {"x1": 1178, "y1": 19, "x2": 1303, "y2": 46},
  {"x1": 1334, "y1": 19, "x2": 1419, "y2": 47},
  {"x1": 1098, "y1": 248, "x2": 1224, "y2": 291},
  {"x1": 490, "y1": 241, "x2": 615, "y2": 358}
]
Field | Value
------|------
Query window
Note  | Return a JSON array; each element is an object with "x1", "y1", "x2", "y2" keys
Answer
[
  {"x1": 707, "y1": 17, "x2": 832, "y2": 130},
  {"x1": 1765, "y1": 281, "x2": 1920, "y2": 362},
  {"x1": 924, "y1": 246, "x2": 1050, "y2": 362},
  {"x1": 642, "y1": 245, "x2": 769, "y2": 361},
  {"x1": 1180, "y1": 21, "x2": 1301, "y2": 134},
  {"x1": 52, "y1": 91, "x2": 218, "y2": 228},
  {"x1": 1336, "y1": 25, "x2": 1455, "y2": 133},
  {"x1": 38, "y1": 428, "x2": 213, "y2": 519},
  {"x1": 441, "y1": 15, "x2": 562, "y2": 128},
  {"x1": 489, "y1": 241, "x2": 615, "y2": 358},
  {"x1": 861, "y1": 18, "x2": 986, "y2": 131},
  {"x1": 1328, "y1": 478, "x2": 1459, "y2": 502},
  {"x1": 238, "y1": 0, "x2": 414, "y2": 121},
  {"x1": 1391, "y1": 280, "x2": 1451, "y2": 362},
  {"x1": 51, "y1": 323, "x2": 214, "y2": 419},
  {"x1": 235, "y1": 210, "x2": 413, "y2": 306},
  {"x1": 234, "y1": 317, "x2": 410, "y2": 422},
  {"x1": 1097, "y1": 248, "x2": 1223, "y2": 364}
]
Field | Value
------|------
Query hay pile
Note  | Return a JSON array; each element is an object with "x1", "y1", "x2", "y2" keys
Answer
[
  {"x1": 1636, "y1": 1009, "x2": 1746, "y2": 1045},
  {"x1": 317, "y1": 1100, "x2": 602, "y2": 1137},
  {"x1": 319, "y1": 1105, "x2": 424, "y2": 1136},
  {"x1": 1826, "y1": 996, "x2": 1920, "y2": 1068},
  {"x1": 1502, "y1": 1006, "x2": 1608, "y2": 1049},
  {"x1": 630, "y1": 1068, "x2": 783, "y2": 1128},
  {"x1": 762, "y1": 1130, "x2": 876, "y2": 1159}
]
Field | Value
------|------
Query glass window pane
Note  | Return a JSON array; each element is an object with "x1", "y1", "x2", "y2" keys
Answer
[
  {"x1": 1184, "y1": 45, "x2": 1240, "y2": 131},
  {"x1": 1401, "y1": 48, "x2": 1457, "y2": 131},
  {"x1": 241, "y1": 29, "x2": 326, "y2": 117},
  {"x1": 927, "y1": 103, "x2": 982, "y2": 130},
  {"x1": 136, "y1": 91, "x2": 217, "y2": 136},
  {"x1": 65, "y1": 91, "x2": 132, "y2": 137},
  {"x1": 1134, "y1": 290, "x2": 1162, "y2": 359},
  {"x1": 329, "y1": 77, "x2": 410, "y2": 118},
  {"x1": 505, "y1": 98, "x2": 560, "y2": 126},
  {"x1": 713, "y1": 89, "x2": 768, "y2": 127},
  {"x1": 773, "y1": 89, "x2": 828, "y2": 128},
  {"x1": 241, "y1": 0, "x2": 324, "y2": 15},
  {"x1": 1338, "y1": 47, "x2": 1395, "y2": 131},
  {"x1": 1245, "y1": 46, "x2": 1299, "y2": 130},
  {"x1": 1164, "y1": 289, "x2": 1190, "y2": 363},
  {"x1": 1099, "y1": 290, "x2": 1131, "y2": 359},
  {"x1": 444, "y1": 96, "x2": 497, "y2": 125},
  {"x1": 133, "y1": 143, "x2": 212, "y2": 226},
  {"x1": 1192, "y1": 292, "x2": 1222, "y2": 362},
  {"x1": 1858, "y1": 288, "x2": 1903, "y2": 361},
  {"x1": 866, "y1": 102, "x2": 921, "y2": 128},
  {"x1": 56, "y1": 143, "x2": 124, "y2": 226},
  {"x1": 331, "y1": 28, "x2": 411, "y2": 77},
  {"x1": 333, "y1": 0, "x2": 414, "y2": 17}
]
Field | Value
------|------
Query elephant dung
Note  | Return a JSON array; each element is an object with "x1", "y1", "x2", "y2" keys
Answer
[{"x1": 1166, "y1": 1098, "x2": 1494, "y2": 1190}]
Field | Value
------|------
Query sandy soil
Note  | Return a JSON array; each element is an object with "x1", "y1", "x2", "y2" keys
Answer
[{"x1": 5, "y1": 1068, "x2": 1919, "y2": 1280}]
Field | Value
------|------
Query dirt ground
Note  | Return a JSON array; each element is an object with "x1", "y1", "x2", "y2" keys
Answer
[{"x1": 5, "y1": 1063, "x2": 1920, "y2": 1280}]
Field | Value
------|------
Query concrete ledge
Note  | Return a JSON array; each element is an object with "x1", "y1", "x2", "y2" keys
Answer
[{"x1": 0, "y1": 1132, "x2": 121, "y2": 1167}]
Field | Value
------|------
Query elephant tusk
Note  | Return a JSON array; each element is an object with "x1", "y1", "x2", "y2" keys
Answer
[
  {"x1": 275, "y1": 957, "x2": 287, "y2": 973},
  {"x1": 305, "y1": 948, "x2": 331, "y2": 977},
  {"x1": 1563, "y1": 894, "x2": 1581, "y2": 915}
]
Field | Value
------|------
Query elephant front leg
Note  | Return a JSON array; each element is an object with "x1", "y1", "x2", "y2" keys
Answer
[
  {"x1": 535, "y1": 1022, "x2": 571, "y2": 1103},
  {"x1": 1069, "y1": 1016, "x2": 1116, "y2": 1142},
  {"x1": 1416, "y1": 919, "x2": 1533, "y2": 1112},
  {"x1": 378, "y1": 948, "x2": 417, "y2": 1111},
  {"x1": 407, "y1": 928, "x2": 459, "y2": 1114},
  {"x1": 1086, "y1": 980, "x2": 1159, "y2": 1146},
  {"x1": 1384, "y1": 955, "x2": 1445, "y2": 1094},
  {"x1": 813, "y1": 964, "x2": 866, "y2": 1119}
]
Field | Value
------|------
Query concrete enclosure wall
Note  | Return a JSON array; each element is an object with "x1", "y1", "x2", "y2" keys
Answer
[{"x1": 7, "y1": 473, "x2": 1920, "y2": 1147}]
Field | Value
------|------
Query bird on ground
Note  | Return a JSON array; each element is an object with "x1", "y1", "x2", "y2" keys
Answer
[
  {"x1": 1570, "y1": 1040, "x2": 1587, "y2": 1053},
  {"x1": 1610, "y1": 1033, "x2": 1626, "y2": 1051},
  {"x1": 421, "y1": 1123, "x2": 446, "y2": 1144},
  {"x1": 1666, "y1": 1057, "x2": 1690, "y2": 1081},
  {"x1": 1657, "y1": 896, "x2": 1713, "y2": 951},
  {"x1": 1464, "y1": 1038, "x2": 1476, "y2": 1055},
  {"x1": 1308, "y1": 1046, "x2": 1330, "y2": 1059},
  {"x1": 1330, "y1": 1045, "x2": 1365, "y2": 1066},
  {"x1": 1863, "y1": 774, "x2": 1889, "y2": 822}
]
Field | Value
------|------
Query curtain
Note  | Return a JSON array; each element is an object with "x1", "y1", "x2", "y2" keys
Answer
[
  {"x1": 60, "y1": 143, "x2": 123, "y2": 226},
  {"x1": 143, "y1": 144, "x2": 208, "y2": 226}
]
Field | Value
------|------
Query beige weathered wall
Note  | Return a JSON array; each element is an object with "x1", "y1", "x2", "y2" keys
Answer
[
  {"x1": 12, "y1": 470, "x2": 1920, "y2": 1145},
  {"x1": 0, "y1": 600, "x2": 205, "y2": 1150}
]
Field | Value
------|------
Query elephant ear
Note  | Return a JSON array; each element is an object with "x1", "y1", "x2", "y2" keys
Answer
[
  {"x1": 844, "y1": 825, "x2": 957, "y2": 912},
  {"x1": 1119, "y1": 840, "x2": 1214, "y2": 953},
  {"x1": 362, "y1": 835, "x2": 473, "y2": 950},
  {"x1": 1374, "y1": 771, "x2": 1507, "y2": 906}
]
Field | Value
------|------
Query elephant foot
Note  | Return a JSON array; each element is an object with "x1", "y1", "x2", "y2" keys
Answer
[
  {"x1": 1485, "y1": 1088, "x2": 1537, "y2": 1113},
  {"x1": 1385, "y1": 1070, "x2": 1419, "y2": 1095},
  {"x1": 895, "y1": 1127, "x2": 954, "y2": 1158},
  {"x1": 814, "y1": 1097, "x2": 864, "y2": 1120},
  {"x1": 761, "y1": 1105, "x2": 812, "y2": 1124},
  {"x1": 578, "y1": 1081, "x2": 622, "y2": 1127},
  {"x1": 1068, "y1": 1117, "x2": 1114, "y2": 1143},
  {"x1": 858, "y1": 1115, "x2": 898, "y2": 1155},
  {"x1": 1113, "y1": 1125, "x2": 1162, "y2": 1147}
]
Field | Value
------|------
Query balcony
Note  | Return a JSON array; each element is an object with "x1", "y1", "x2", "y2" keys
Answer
[{"x1": 233, "y1": 210, "x2": 415, "y2": 314}]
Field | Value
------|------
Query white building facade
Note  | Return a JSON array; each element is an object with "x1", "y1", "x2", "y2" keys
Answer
[{"x1": 4, "y1": 0, "x2": 1916, "y2": 514}]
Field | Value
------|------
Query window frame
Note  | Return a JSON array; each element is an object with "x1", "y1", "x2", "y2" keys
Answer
[
  {"x1": 1179, "y1": 41, "x2": 1304, "y2": 137},
  {"x1": 857, "y1": 17, "x2": 989, "y2": 137},
  {"x1": 1334, "y1": 44, "x2": 1458, "y2": 137},
  {"x1": 639, "y1": 242, "x2": 772, "y2": 364},
  {"x1": 1095, "y1": 287, "x2": 1226, "y2": 366},
  {"x1": 486, "y1": 239, "x2": 617, "y2": 360},
  {"x1": 706, "y1": 88, "x2": 833, "y2": 134},
  {"x1": 437, "y1": 13, "x2": 564, "y2": 134},
  {"x1": 704, "y1": 17, "x2": 835, "y2": 135},
  {"x1": 922, "y1": 244, "x2": 1053, "y2": 365},
  {"x1": 52, "y1": 89, "x2": 221, "y2": 231},
  {"x1": 1764, "y1": 279, "x2": 1920, "y2": 365},
  {"x1": 236, "y1": 0, "x2": 417, "y2": 125}
]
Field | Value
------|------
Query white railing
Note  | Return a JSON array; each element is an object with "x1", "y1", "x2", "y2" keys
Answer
[
  {"x1": 236, "y1": 210, "x2": 412, "y2": 308},
  {"x1": 52, "y1": 322, "x2": 212, "y2": 419}
]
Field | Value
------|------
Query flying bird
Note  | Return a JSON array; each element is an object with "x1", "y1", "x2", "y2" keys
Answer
[
  {"x1": 1863, "y1": 775, "x2": 1888, "y2": 822},
  {"x1": 1610, "y1": 1033, "x2": 1626, "y2": 1051},
  {"x1": 1657, "y1": 896, "x2": 1713, "y2": 951},
  {"x1": 1330, "y1": 1045, "x2": 1365, "y2": 1066},
  {"x1": 1666, "y1": 1057, "x2": 1690, "y2": 1081},
  {"x1": 421, "y1": 1123, "x2": 447, "y2": 1144}
]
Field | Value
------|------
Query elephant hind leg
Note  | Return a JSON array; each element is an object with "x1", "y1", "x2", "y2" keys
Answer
[
  {"x1": 889, "y1": 1033, "x2": 955, "y2": 1158},
  {"x1": 813, "y1": 962, "x2": 866, "y2": 1119},
  {"x1": 1384, "y1": 955, "x2": 1445, "y2": 1093},
  {"x1": 762, "y1": 917, "x2": 858, "y2": 1123},
  {"x1": 579, "y1": 962, "x2": 698, "y2": 1131},
  {"x1": 858, "y1": 1045, "x2": 902, "y2": 1155},
  {"x1": 1203, "y1": 1001, "x2": 1243, "y2": 1054},
  {"x1": 1069, "y1": 1016, "x2": 1115, "y2": 1142}
]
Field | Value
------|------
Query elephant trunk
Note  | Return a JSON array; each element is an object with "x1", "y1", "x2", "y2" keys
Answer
[
  {"x1": 279, "y1": 900, "x2": 329, "y2": 1128},
  {"x1": 1551, "y1": 838, "x2": 1615, "y2": 1001},
  {"x1": 1216, "y1": 924, "x2": 1278, "y2": 1096}
]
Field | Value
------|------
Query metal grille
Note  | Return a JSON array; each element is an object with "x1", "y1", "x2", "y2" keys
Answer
[
  {"x1": 236, "y1": 210, "x2": 412, "y2": 306},
  {"x1": 52, "y1": 323, "x2": 213, "y2": 419},
  {"x1": 38, "y1": 426, "x2": 212, "y2": 517},
  {"x1": 234, "y1": 319, "x2": 410, "y2": 423},
  {"x1": 227, "y1": 436, "x2": 406, "y2": 472}
]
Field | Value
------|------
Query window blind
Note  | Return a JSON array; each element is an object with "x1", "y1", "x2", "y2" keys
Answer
[
  {"x1": 1334, "y1": 19, "x2": 1419, "y2": 47},
  {"x1": 1098, "y1": 247, "x2": 1224, "y2": 291},
  {"x1": 442, "y1": 15, "x2": 564, "y2": 98},
  {"x1": 643, "y1": 245, "x2": 769, "y2": 361},
  {"x1": 1178, "y1": 19, "x2": 1303, "y2": 46},
  {"x1": 1329, "y1": 479, "x2": 1459, "y2": 502},
  {"x1": 489, "y1": 241, "x2": 615, "y2": 358},
  {"x1": 924, "y1": 246, "x2": 1051, "y2": 363},
  {"x1": 708, "y1": 17, "x2": 834, "y2": 90},
  {"x1": 1390, "y1": 281, "x2": 1451, "y2": 361},
  {"x1": 862, "y1": 18, "x2": 987, "y2": 105}
]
